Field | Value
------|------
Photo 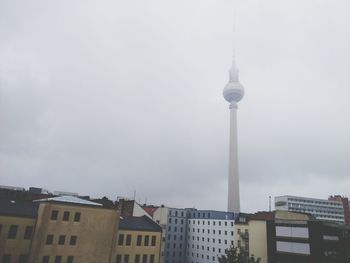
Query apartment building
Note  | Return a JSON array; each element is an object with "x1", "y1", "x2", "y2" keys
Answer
[
  {"x1": 0, "y1": 200, "x2": 38, "y2": 263},
  {"x1": 115, "y1": 216, "x2": 162, "y2": 263},
  {"x1": 328, "y1": 195, "x2": 350, "y2": 225},
  {"x1": 233, "y1": 212, "x2": 271, "y2": 263},
  {"x1": 186, "y1": 210, "x2": 235, "y2": 263},
  {"x1": 234, "y1": 210, "x2": 350, "y2": 263},
  {"x1": 29, "y1": 196, "x2": 120, "y2": 263},
  {"x1": 153, "y1": 207, "x2": 193, "y2": 263},
  {"x1": 0, "y1": 194, "x2": 165, "y2": 263},
  {"x1": 275, "y1": 195, "x2": 347, "y2": 224}
]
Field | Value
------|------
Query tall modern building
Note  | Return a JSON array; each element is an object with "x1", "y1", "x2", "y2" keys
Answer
[
  {"x1": 223, "y1": 57, "x2": 244, "y2": 213},
  {"x1": 275, "y1": 195, "x2": 348, "y2": 224}
]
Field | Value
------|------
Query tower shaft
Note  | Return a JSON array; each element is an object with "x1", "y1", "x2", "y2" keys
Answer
[{"x1": 227, "y1": 103, "x2": 240, "y2": 213}]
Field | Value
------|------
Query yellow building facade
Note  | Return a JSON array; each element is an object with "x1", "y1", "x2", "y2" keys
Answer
[
  {"x1": 29, "y1": 198, "x2": 120, "y2": 263},
  {"x1": 234, "y1": 213, "x2": 271, "y2": 263},
  {"x1": 0, "y1": 201, "x2": 37, "y2": 263},
  {"x1": 114, "y1": 216, "x2": 162, "y2": 263},
  {"x1": 0, "y1": 197, "x2": 161, "y2": 263}
]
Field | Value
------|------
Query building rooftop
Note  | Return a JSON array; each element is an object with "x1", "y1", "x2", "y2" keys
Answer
[
  {"x1": 119, "y1": 215, "x2": 162, "y2": 232},
  {"x1": 189, "y1": 210, "x2": 235, "y2": 220},
  {"x1": 0, "y1": 200, "x2": 39, "y2": 218},
  {"x1": 34, "y1": 195, "x2": 102, "y2": 206}
]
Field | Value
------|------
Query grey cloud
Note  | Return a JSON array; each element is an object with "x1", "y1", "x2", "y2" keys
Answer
[{"x1": 0, "y1": 0, "x2": 349, "y2": 212}]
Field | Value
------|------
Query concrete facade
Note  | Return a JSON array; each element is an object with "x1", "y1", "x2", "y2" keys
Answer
[
  {"x1": 0, "y1": 215, "x2": 35, "y2": 263},
  {"x1": 0, "y1": 197, "x2": 163, "y2": 263},
  {"x1": 235, "y1": 210, "x2": 350, "y2": 263},
  {"x1": 29, "y1": 201, "x2": 119, "y2": 263},
  {"x1": 186, "y1": 210, "x2": 235, "y2": 263},
  {"x1": 153, "y1": 207, "x2": 193, "y2": 263},
  {"x1": 275, "y1": 195, "x2": 345, "y2": 224},
  {"x1": 116, "y1": 222, "x2": 162, "y2": 263}
]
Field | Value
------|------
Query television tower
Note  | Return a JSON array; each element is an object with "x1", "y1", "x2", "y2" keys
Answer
[{"x1": 223, "y1": 36, "x2": 244, "y2": 213}]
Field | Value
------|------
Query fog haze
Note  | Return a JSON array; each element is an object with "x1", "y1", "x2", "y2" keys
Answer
[{"x1": 1, "y1": 0, "x2": 349, "y2": 212}]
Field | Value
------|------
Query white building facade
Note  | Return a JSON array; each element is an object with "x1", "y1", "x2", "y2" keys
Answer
[
  {"x1": 153, "y1": 207, "x2": 194, "y2": 263},
  {"x1": 275, "y1": 195, "x2": 345, "y2": 223},
  {"x1": 186, "y1": 210, "x2": 235, "y2": 263}
]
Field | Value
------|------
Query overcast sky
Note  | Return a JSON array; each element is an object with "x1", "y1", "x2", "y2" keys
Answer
[{"x1": 0, "y1": 0, "x2": 349, "y2": 212}]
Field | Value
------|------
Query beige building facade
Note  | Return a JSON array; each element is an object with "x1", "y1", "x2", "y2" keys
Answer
[
  {"x1": 0, "y1": 197, "x2": 161, "y2": 263},
  {"x1": 234, "y1": 212, "x2": 272, "y2": 263},
  {"x1": 29, "y1": 199, "x2": 119, "y2": 263},
  {"x1": 0, "y1": 213, "x2": 36, "y2": 263},
  {"x1": 114, "y1": 216, "x2": 162, "y2": 263}
]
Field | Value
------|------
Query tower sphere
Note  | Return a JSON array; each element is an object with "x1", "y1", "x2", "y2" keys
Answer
[
  {"x1": 223, "y1": 81, "x2": 244, "y2": 103},
  {"x1": 223, "y1": 62, "x2": 244, "y2": 104}
]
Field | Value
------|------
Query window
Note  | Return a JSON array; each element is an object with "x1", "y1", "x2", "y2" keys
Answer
[
  {"x1": 24, "y1": 226, "x2": 33, "y2": 240},
  {"x1": 142, "y1": 255, "x2": 147, "y2": 263},
  {"x1": 67, "y1": 256, "x2": 74, "y2": 263},
  {"x1": 19, "y1": 254, "x2": 28, "y2": 263},
  {"x1": 126, "y1": 235, "x2": 131, "y2": 245},
  {"x1": 137, "y1": 235, "x2": 142, "y2": 246},
  {"x1": 151, "y1": 235, "x2": 156, "y2": 246},
  {"x1": 42, "y1": 257, "x2": 50, "y2": 263},
  {"x1": 276, "y1": 241, "x2": 310, "y2": 255},
  {"x1": 8, "y1": 225, "x2": 18, "y2": 239},
  {"x1": 123, "y1": 255, "x2": 129, "y2": 263},
  {"x1": 46, "y1": 234, "x2": 54, "y2": 245},
  {"x1": 51, "y1": 210, "x2": 58, "y2": 220},
  {"x1": 70, "y1": 235, "x2": 77, "y2": 245},
  {"x1": 2, "y1": 255, "x2": 11, "y2": 263},
  {"x1": 118, "y1": 234, "x2": 124, "y2": 245},
  {"x1": 74, "y1": 212, "x2": 81, "y2": 222},
  {"x1": 275, "y1": 226, "x2": 309, "y2": 239},
  {"x1": 144, "y1": 235, "x2": 149, "y2": 246},
  {"x1": 135, "y1": 255, "x2": 140, "y2": 263},
  {"x1": 63, "y1": 211, "x2": 70, "y2": 221},
  {"x1": 55, "y1": 256, "x2": 62, "y2": 263},
  {"x1": 116, "y1": 255, "x2": 122, "y2": 263},
  {"x1": 58, "y1": 235, "x2": 65, "y2": 245}
]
